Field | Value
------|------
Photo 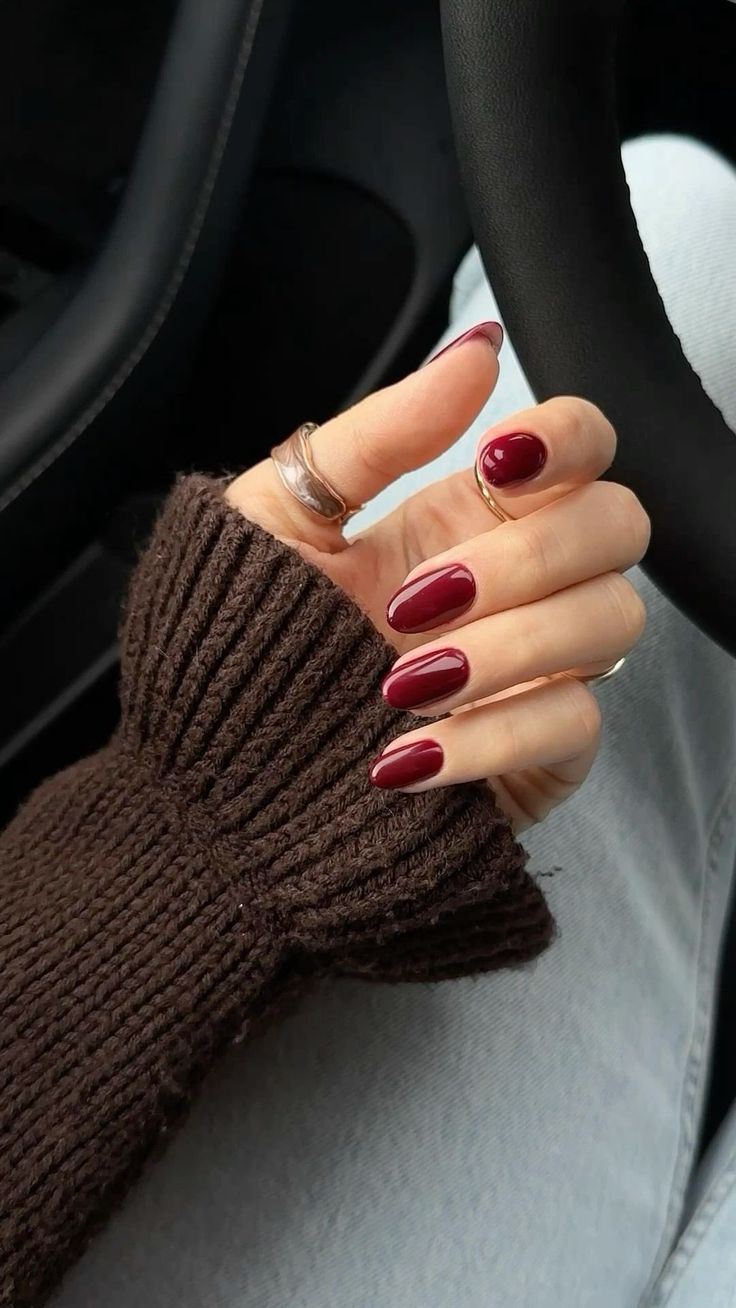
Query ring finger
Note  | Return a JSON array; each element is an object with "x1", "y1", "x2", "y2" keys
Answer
[{"x1": 386, "y1": 479, "x2": 650, "y2": 635}]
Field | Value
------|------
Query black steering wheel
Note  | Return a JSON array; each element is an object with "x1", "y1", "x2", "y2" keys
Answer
[{"x1": 440, "y1": 0, "x2": 736, "y2": 656}]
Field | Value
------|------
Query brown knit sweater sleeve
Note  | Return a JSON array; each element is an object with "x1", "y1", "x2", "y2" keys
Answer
[{"x1": 0, "y1": 476, "x2": 553, "y2": 1306}]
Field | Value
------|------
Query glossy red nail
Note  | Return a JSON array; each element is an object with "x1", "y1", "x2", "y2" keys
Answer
[
  {"x1": 387, "y1": 564, "x2": 476, "y2": 634},
  {"x1": 429, "y1": 320, "x2": 504, "y2": 362},
  {"x1": 382, "y1": 648, "x2": 469, "y2": 710},
  {"x1": 369, "y1": 739, "x2": 444, "y2": 789},
  {"x1": 479, "y1": 431, "x2": 547, "y2": 487}
]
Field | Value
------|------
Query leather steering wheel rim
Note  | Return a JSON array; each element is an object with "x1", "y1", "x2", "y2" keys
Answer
[{"x1": 440, "y1": 0, "x2": 736, "y2": 656}]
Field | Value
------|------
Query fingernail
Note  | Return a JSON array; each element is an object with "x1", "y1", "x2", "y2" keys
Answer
[
  {"x1": 478, "y1": 431, "x2": 547, "y2": 488},
  {"x1": 369, "y1": 739, "x2": 444, "y2": 790},
  {"x1": 382, "y1": 648, "x2": 469, "y2": 710},
  {"x1": 387, "y1": 564, "x2": 476, "y2": 634},
  {"x1": 428, "y1": 320, "x2": 504, "y2": 362}
]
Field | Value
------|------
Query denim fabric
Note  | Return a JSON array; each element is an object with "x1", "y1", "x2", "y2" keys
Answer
[{"x1": 55, "y1": 135, "x2": 736, "y2": 1308}]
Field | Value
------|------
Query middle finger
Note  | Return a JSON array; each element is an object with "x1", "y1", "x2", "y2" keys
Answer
[{"x1": 386, "y1": 479, "x2": 650, "y2": 634}]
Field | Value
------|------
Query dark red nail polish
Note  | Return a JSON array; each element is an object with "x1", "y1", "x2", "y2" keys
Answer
[
  {"x1": 369, "y1": 739, "x2": 444, "y2": 789},
  {"x1": 382, "y1": 648, "x2": 469, "y2": 710},
  {"x1": 387, "y1": 564, "x2": 476, "y2": 634},
  {"x1": 479, "y1": 432, "x2": 547, "y2": 487},
  {"x1": 429, "y1": 320, "x2": 504, "y2": 362}
]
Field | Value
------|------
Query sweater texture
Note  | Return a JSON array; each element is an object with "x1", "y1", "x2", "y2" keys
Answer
[{"x1": 0, "y1": 477, "x2": 553, "y2": 1305}]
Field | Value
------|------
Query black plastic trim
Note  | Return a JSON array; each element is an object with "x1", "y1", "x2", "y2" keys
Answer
[
  {"x1": 0, "y1": 0, "x2": 278, "y2": 507},
  {"x1": 441, "y1": 0, "x2": 736, "y2": 655}
]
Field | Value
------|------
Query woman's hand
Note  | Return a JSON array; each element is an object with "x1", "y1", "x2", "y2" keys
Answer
[{"x1": 227, "y1": 324, "x2": 650, "y2": 831}]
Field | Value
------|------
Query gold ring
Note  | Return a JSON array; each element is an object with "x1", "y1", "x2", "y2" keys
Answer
[
  {"x1": 474, "y1": 463, "x2": 626, "y2": 690},
  {"x1": 474, "y1": 462, "x2": 512, "y2": 523},
  {"x1": 271, "y1": 423, "x2": 364, "y2": 526}
]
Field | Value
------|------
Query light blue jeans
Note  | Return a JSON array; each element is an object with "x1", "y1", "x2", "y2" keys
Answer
[{"x1": 56, "y1": 136, "x2": 736, "y2": 1308}]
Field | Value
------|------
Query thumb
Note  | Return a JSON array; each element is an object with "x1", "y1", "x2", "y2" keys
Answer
[{"x1": 227, "y1": 322, "x2": 502, "y2": 548}]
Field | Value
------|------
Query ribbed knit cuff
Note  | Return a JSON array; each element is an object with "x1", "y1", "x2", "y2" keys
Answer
[
  {"x1": 0, "y1": 475, "x2": 555, "y2": 1306},
  {"x1": 0, "y1": 747, "x2": 281, "y2": 1308},
  {"x1": 120, "y1": 476, "x2": 554, "y2": 974}
]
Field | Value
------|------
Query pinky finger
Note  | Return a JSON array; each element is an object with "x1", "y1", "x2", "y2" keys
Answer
[{"x1": 369, "y1": 675, "x2": 602, "y2": 797}]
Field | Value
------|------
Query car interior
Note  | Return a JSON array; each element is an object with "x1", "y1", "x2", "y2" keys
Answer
[{"x1": 0, "y1": 0, "x2": 734, "y2": 1147}]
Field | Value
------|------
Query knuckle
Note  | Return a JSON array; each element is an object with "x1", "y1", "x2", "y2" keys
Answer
[
  {"x1": 539, "y1": 396, "x2": 588, "y2": 443},
  {"x1": 510, "y1": 520, "x2": 550, "y2": 592},
  {"x1": 494, "y1": 703, "x2": 525, "y2": 770},
  {"x1": 511, "y1": 602, "x2": 547, "y2": 674},
  {"x1": 540, "y1": 396, "x2": 617, "y2": 460},
  {"x1": 354, "y1": 430, "x2": 393, "y2": 483},
  {"x1": 562, "y1": 679, "x2": 602, "y2": 749},
  {"x1": 343, "y1": 409, "x2": 397, "y2": 484},
  {"x1": 600, "y1": 572, "x2": 647, "y2": 645},
  {"x1": 602, "y1": 483, "x2": 652, "y2": 554}
]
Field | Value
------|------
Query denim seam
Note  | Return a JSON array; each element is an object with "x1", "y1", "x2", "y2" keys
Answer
[
  {"x1": 639, "y1": 780, "x2": 736, "y2": 1305},
  {"x1": 647, "y1": 1154, "x2": 736, "y2": 1304}
]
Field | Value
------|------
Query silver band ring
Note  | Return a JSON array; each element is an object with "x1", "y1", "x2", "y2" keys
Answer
[
  {"x1": 271, "y1": 423, "x2": 364, "y2": 527},
  {"x1": 583, "y1": 656, "x2": 627, "y2": 686}
]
